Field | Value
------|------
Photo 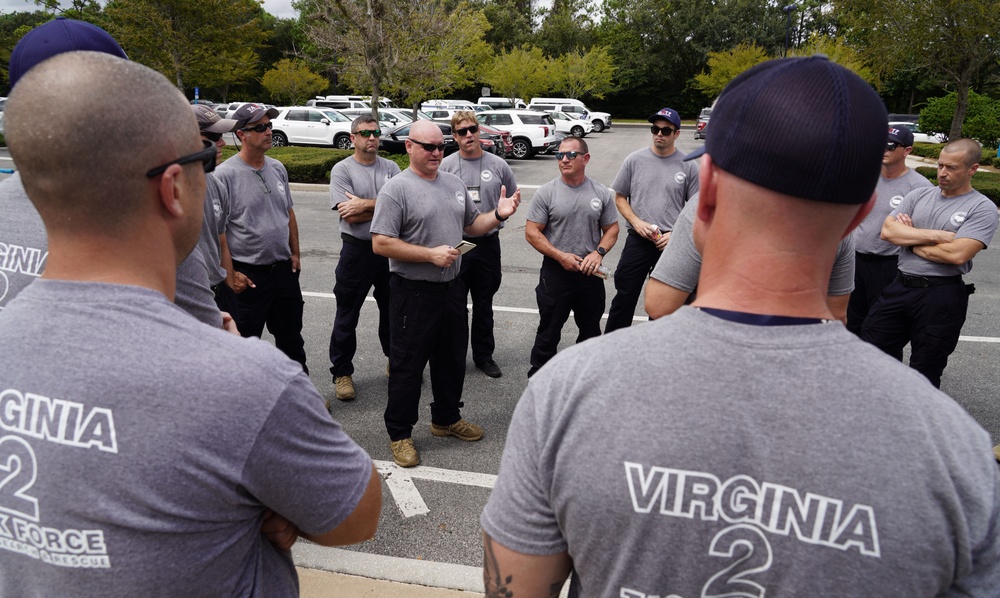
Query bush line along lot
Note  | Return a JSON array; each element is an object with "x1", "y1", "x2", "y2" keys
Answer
[{"x1": 228, "y1": 144, "x2": 1000, "y2": 204}]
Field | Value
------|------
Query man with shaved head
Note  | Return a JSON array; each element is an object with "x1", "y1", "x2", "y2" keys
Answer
[
  {"x1": 0, "y1": 52, "x2": 380, "y2": 594},
  {"x1": 860, "y1": 138, "x2": 998, "y2": 388},
  {"x1": 370, "y1": 119, "x2": 520, "y2": 467}
]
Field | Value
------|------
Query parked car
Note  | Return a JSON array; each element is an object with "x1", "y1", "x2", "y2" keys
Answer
[
  {"x1": 694, "y1": 107, "x2": 711, "y2": 140},
  {"x1": 338, "y1": 107, "x2": 409, "y2": 129},
  {"x1": 380, "y1": 122, "x2": 459, "y2": 155},
  {"x1": 480, "y1": 123, "x2": 513, "y2": 157},
  {"x1": 889, "y1": 121, "x2": 946, "y2": 144},
  {"x1": 527, "y1": 98, "x2": 612, "y2": 133},
  {"x1": 475, "y1": 110, "x2": 559, "y2": 159},
  {"x1": 270, "y1": 106, "x2": 354, "y2": 149},
  {"x1": 547, "y1": 111, "x2": 593, "y2": 137}
]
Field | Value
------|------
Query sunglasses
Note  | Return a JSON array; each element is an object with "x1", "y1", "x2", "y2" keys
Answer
[
  {"x1": 202, "y1": 131, "x2": 223, "y2": 142},
  {"x1": 886, "y1": 142, "x2": 903, "y2": 151},
  {"x1": 355, "y1": 129, "x2": 382, "y2": 138},
  {"x1": 241, "y1": 122, "x2": 273, "y2": 133},
  {"x1": 455, "y1": 125, "x2": 479, "y2": 137},
  {"x1": 556, "y1": 151, "x2": 582, "y2": 160},
  {"x1": 651, "y1": 125, "x2": 677, "y2": 136},
  {"x1": 146, "y1": 140, "x2": 216, "y2": 178},
  {"x1": 410, "y1": 139, "x2": 447, "y2": 153}
]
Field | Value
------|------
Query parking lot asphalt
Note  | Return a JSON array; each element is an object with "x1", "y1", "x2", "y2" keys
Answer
[{"x1": 3, "y1": 123, "x2": 999, "y2": 595}]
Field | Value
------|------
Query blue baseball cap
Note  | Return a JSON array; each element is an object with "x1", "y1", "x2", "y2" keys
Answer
[
  {"x1": 686, "y1": 56, "x2": 887, "y2": 205},
  {"x1": 887, "y1": 124, "x2": 915, "y2": 147},
  {"x1": 9, "y1": 17, "x2": 127, "y2": 88},
  {"x1": 648, "y1": 107, "x2": 681, "y2": 129}
]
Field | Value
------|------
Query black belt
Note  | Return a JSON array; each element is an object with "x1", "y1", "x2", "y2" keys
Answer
[
  {"x1": 896, "y1": 271, "x2": 963, "y2": 288},
  {"x1": 232, "y1": 259, "x2": 290, "y2": 273},
  {"x1": 390, "y1": 272, "x2": 459, "y2": 291},
  {"x1": 341, "y1": 232, "x2": 373, "y2": 249},
  {"x1": 463, "y1": 230, "x2": 499, "y2": 242},
  {"x1": 856, "y1": 252, "x2": 897, "y2": 262}
]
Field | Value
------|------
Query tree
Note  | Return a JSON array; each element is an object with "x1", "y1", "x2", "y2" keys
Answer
[
  {"x1": 920, "y1": 90, "x2": 1000, "y2": 149},
  {"x1": 0, "y1": 11, "x2": 53, "y2": 91},
  {"x1": 836, "y1": 0, "x2": 1000, "y2": 140},
  {"x1": 262, "y1": 59, "x2": 329, "y2": 105},
  {"x1": 550, "y1": 46, "x2": 615, "y2": 100},
  {"x1": 476, "y1": 0, "x2": 534, "y2": 53},
  {"x1": 789, "y1": 35, "x2": 874, "y2": 84},
  {"x1": 481, "y1": 45, "x2": 551, "y2": 105},
  {"x1": 692, "y1": 43, "x2": 769, "y2": 99},
  {"x1": 103, "y1": 0, "x2": 265, "y2": 94},
  {"x1": 534, "y1": 0, "x2": 594, "y2": 58}
]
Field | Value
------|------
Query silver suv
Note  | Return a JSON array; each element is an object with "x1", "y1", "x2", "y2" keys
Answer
[{"x1": 476, "y1": 110, "x2": 559, "y2": 159}]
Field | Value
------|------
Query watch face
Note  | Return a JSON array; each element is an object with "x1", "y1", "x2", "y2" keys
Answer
[{"x1": 597, "y1": 247, "x2": 606, "y2": 256}]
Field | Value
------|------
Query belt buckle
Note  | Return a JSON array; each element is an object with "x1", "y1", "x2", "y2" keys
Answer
[{"x1": 904, "y1": 275, "x2": 929, "y2": 288}]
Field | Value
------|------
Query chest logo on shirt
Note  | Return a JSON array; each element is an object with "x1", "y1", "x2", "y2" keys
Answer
[
  {"x1": 590, "y1": 197, "x2": 603, "y2": 212},
  {"x1": 674, "y1": 172, "x2": 687, "y2": 184},
  {"x1": 212, "y1": 197, "x2": 223, "y2": 219},
  {"x1": 456, "y1": 191, "x2": 466, "y2": 205},
  {"x1": 951, "y1": 211, "x2": 967, "y2": 227},
  {"x1": 889, "y1": 195, "x2": 903, "y2": 208},
  {"x1": 481, "y1": 170, "x2": 493, "y2": 182},
  {"x1": 277, "y1": 182, "x2": 286, "y2": 196}
]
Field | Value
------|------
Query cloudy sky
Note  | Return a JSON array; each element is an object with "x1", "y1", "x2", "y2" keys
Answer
[{"x1": 0, "y1": 0, "x2": 299, "y2": 20}]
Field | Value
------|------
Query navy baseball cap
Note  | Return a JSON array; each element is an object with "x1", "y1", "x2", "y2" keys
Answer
[
  {"x1": 233, "y1": 103, "x2": 279, "y2": 127},
  {"x1": 9, "y1": 17, "x2": 127, "y2": 88},
  {"x1": 686, "y1": 55, "x2": 887, "y2": 205},
  {"x1": 887, "y1": 124, "x2": 915, "y2": 147},
  {"x1": 649, "y1": 107, "x2": 681, "y2": 129}
]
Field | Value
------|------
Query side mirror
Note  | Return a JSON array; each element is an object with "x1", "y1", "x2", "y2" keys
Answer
[{"x1": 321, "y1": 118, "x2": 330, "y2": 125}]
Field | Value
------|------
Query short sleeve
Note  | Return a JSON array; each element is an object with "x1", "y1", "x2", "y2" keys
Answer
[
  {"x1": 370, "y1": 181, "x2": 404, "y2": 238},
  {"x1": 600, "y1": 188, "x2": 618, "y2": 227},
  {"x1": 241, "y1": 373, "x2": 373, "y2": 536},
  {"x1": 828, "y1": 234, "x2": 856, "y2": 295},
  {"x1": 610, "y1": 157, "x2": 633, "y2": 198},
  {"x1": 954, "y1": 200, "x2": 999, "y2": 247},
  {"x1": 481, "y1": 385, "x2": 567, "y2": 555},
  {"x1": 650, "y1": 201, "x2": 701, "y2": 292},
  {"x1": 329, "y1": 162, "x2": 354, "y2": 209},
  {"x1": 526, "y1": 186, "x2": 551, "y2": 225}
]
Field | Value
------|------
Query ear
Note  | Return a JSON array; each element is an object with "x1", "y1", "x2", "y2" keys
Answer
[
  {"x1": 970, "y1": 162, "x2": 980, "y2": 175},
  {"x1": 695, "y1": 154, "x2": 718, "y2": 225},
  {"x1": 157, "y1": 163, "x2": 187, "y2": 219},
  {"x1": 842, "y1": 192, "x2": 877, "y2": 239}
]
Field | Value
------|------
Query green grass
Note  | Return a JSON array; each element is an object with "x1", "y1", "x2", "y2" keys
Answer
[{"x1": 219, "y1": 145, "x2": 409, "y2": 184}]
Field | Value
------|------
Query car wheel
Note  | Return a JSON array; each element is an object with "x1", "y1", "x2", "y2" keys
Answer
[
  {"x1": 334, "y1": 134, "x2": 352, "y2": 150},
  {"x1": 271, "y1": 131, "x2": 288, "y2": 147},
  {"x1": 571, "y1": 125, "x2": 584, "y2": 137},
  {"x1": 511, "y1": 138, "x2": 533, "y2": 159},
  {"x1": 592, "y1": 119, "x2": 605, "y2": 133}
]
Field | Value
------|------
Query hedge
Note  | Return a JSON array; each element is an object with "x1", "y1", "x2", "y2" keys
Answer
[
  {"x1": 915, "y1": 167, "x2": 1000, "y2": 205},
  {"x1": 910, "y1": 142, "x2": 1000, "y2": 168},
  {"x1": 218, "y1": 145, "x2": 409, "y2": 184}
]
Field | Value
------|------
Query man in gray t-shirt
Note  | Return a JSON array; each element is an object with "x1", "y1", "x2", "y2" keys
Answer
[
  {"x1": 605, "y1": 107, "x2": 698, "y2": 333},
  {"x1": 860, "y1": 139, "x2": 999, "y2": 388},
  {"x1": 482, "y1": 56, "x2": 1000, "y2": 596},
  {"x1": 328, "y1": 114, "x2": 401, "y2": 401},
  {"x1": 441, "y1": 111, "x2": 520, "y2": 379},
  {"x1": 846, "y1": 125, "x2": 934, "y2": 333},
  {"x1": 370, "y1": 120, "x2": 520, "y2": 468},
  {"x1": 0, "y1": 173, "x2": 46, "y2": 310},
  {"x1": 645, "y1": 194, "x2": 856, "y2": 322},
  {"x1": 1, "y1": 51, "x2": 381, "y2": 598},
  {"x1": 215, "y1": 103, "x2": 308, "y2": 371},
  {"x1": 525, "y1": 136, "x2": 619, "y2": 377}
]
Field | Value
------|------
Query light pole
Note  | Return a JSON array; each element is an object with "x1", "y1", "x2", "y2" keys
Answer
[{"x1": 783, "y1": 4, "x2": 797, "y2": 57}]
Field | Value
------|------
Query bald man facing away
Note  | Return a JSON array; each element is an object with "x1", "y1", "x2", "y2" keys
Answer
[{"x1": 0, "y1": 52, "x2": 380, "y2": 596}]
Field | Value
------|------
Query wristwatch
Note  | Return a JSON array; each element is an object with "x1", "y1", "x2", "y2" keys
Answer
[{"x1": 596, "y1": 247, "x2": 607, "y2": 257}]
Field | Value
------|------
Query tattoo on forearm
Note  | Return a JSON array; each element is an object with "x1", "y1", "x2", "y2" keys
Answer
[{"x1": 483, "y1": 535, "x2": 514, "y2": 597}]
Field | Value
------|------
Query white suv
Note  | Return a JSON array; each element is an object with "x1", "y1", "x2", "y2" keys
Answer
[
  {"x1": 476, "y1": 110, "x2": 559, "y2": 159},
  {"x1": 528, "y1": 98, "x2": 612, "y2": 133},
  {"x1": 270, "y1": 107, "x2": 354, "y2": 149},
  {"x1": 548, "y1": 111, "x2": 593, "y2": 137}
]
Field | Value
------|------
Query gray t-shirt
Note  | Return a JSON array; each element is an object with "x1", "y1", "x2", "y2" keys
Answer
[
  {"x1": 482, "y1": 307, "x2": 1000, "y2": 597},
  {"x1": 526, "y1": 176, "x2": 617, "y2": 257},
  {"x1": 610, "y1": 147, "x2": 699, "y2": 231},
  {"x1": 201, "y1": 173, "x2": 230, "y2": 285},
  {"x1": 892, "y1": 186, "x2": 998, "y2": 277},
  {"x1": 0, "y1": 173, "x2": 46, "y2": 310},
  {"x1": 440, "y1": 151, "x2": 517, "y2": 236},
  {"x1": 370, "y1": 168, "x2": 480, "y2": 282},
  {"x1": 0, "y1": 280, "x2": 373, "y2": 597},
  {"x1": 215, "y1": 154, "x2": 294, "y2": 265},
  {"x1": 651, "y1": 195, "x2": 855, "y2": 295},
  {"x1": 853, "y1": 169, "x2": 934, "y2": 256},
  {"x1": 329, "y1": 156, "x2": 401, "y2": 241}
]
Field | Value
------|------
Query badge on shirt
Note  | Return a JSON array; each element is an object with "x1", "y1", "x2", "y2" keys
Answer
[
  {"x1": 468, "y1": 186, "x2": 481, "y2": 203},
  {"x1": 481, "y1": 170, "x2": 493, "y2": 182},
  {"x1": 455, "y1": 191, "x2": 466, "y2": 205}
]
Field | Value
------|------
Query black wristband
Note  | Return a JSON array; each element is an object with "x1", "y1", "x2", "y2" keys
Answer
[{"x1": 494, "y1": 208, "x2": 509, "y2": 222}]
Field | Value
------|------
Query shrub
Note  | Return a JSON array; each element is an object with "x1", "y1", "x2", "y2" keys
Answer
[
  {"x1": 909, "y1": 143, "x2": 1000, "y2": 168},
  {"x1": 919, "y1": 90, "x2": 1000, "y2": 148},
  {"x1": 914, "y1": 166, "x2": 1000, "y2": 205},
  {"x1": 218, "y1": 145, "x2": 409, "y2": 184}
]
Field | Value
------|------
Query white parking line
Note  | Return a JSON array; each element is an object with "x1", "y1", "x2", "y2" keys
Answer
[{"x1": 374, "y1": 460, "x2": 497, "y2": 518}]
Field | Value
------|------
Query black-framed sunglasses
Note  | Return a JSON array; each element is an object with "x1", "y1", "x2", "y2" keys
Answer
[
  {"x1": 202, "y1": 131, "x2": 223, "y2": 142},
  {"x1": 146, "y1": 139, "x2": 216, "y2": 178},
  {"x1": 886, "y1": 141, "x2": 902, "y2": 151},
  {"x1": 455, "y1": 125, "x2": 479, "y2": 137},
  {"x1": 354, "y1": 129, "x2": 382, "y2": 138},
  {"x1": 555, "y1": 150, "x2": 582, "y2": 160},
  {"x1": 651, "y1": 125, "x2": 677, "y2": 136},
  {"x1": 241, "y1": 121, "x2": 273, "y2": 133},
  {"x1": 409, "y1": 139, "x2": 447, "y2": 153}
]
